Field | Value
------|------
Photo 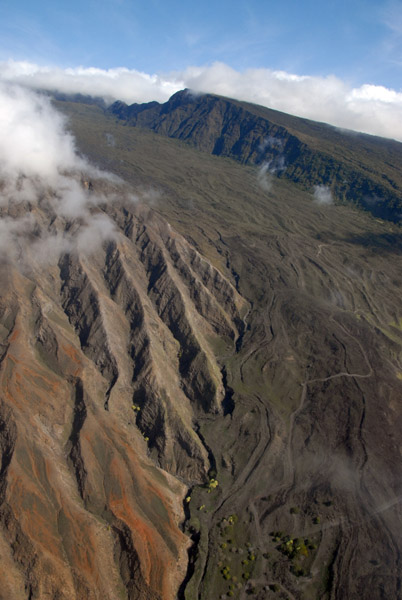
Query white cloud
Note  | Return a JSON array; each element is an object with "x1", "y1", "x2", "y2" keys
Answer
[
  {"x1": 0, "y1": 82, "x2": 119, "y2": 263},
  {"x1": 313, "y1": 185, "x2": 333, "y2": 205},
  {"x1": 0, "y1": 82, "x2": 83, "y2": 183},
  {"x1": 257, "y1": 163, "x2": 273, "y2": 192},
  {"x1": 257, "y1": 154, "x2": 286, "y2": 193},
  {"x1": 2, "y1": 60, "x2": 402, "y2": 141},
  {"x1": 75, "y1": 213, "x2": 117, "y2": 254},
  {"x1": 0, "y1": 60, "x2": 180, "y2": 104},
  {"x1": 180, "y1": 63, "x2": 402, "y2": 141},
  {"x1": 0, "y1": 214, "x2": 34, "y2": 262}
]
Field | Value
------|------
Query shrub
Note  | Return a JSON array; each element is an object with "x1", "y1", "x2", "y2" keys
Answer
[{"x1": 208, "y1": 478, "x2": 219, "y2": 490}]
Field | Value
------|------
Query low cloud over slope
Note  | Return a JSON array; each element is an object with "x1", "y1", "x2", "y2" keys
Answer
[{"x1": 0, "y1": 83, "x2": 120, "y2": 263}]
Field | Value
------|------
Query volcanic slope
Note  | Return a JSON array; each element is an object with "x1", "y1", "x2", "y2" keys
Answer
[
  {"x1": 0, "y1": 92, "x2": 401, "y2": 600},
  {"x1": 0, "y1": 181, "x2": 247, "y2": 600},
  {"x1": 55, "y1": 95, "x2": 402, "y2": 600}
]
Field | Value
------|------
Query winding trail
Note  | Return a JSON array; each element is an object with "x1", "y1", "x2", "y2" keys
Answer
[
  {"x1": 273, "y1": 315, "x2": 375, "y2": 505},
  {"x1": 186, "y1": 253, "x2": 380, "y2": 598}
]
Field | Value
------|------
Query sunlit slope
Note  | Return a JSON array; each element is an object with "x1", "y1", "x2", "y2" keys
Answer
[{"x1": 0, "y1": 181, "x2": 248, "y2": 600}]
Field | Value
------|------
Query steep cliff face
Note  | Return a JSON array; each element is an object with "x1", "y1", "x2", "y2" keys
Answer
[
  {"x1": 0, "y1": 185, "x2": 246, "y2": 600},
  {"x1": 108, "y1": 90, "x2": 402, "y2": 221}
]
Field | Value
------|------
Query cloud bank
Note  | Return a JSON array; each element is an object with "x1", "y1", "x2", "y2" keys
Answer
[
  {"x1": 2, "y1": 60, "x2": 402, "y2": 141},
  {"x1": 0, "y1": 82, "x2": 118, "y2": 264}
]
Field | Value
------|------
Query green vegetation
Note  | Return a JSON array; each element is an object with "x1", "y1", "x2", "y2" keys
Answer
[
  {"x1": 207, "y1": 477, "x2": 219, "y2": 492},
  {"x1": 279, "y1": 537, "x2": 309, "y2": 560}
]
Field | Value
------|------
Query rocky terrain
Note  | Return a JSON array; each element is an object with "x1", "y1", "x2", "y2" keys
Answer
[
  {"x1": 0, "y1": 91, "x2": 401, "y2": 599},
  {"x1": 0, "y1": 183, "x2": 247, "y2": 599}
]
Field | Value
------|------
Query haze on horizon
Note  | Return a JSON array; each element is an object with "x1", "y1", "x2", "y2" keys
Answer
[{"x1": 1, "y1": 0, "x2": 402, "y2": 140}]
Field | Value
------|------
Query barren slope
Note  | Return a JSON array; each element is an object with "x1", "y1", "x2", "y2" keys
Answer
[
  {"x1": 0, "y1": 93, "x2": 401, "y2": 600},
  {"x1": 0, "y1": 188, "x2": 246, "y2": 600},
  {"x1": 56, "y1": 97, "x2": 402, "y2": 600}
]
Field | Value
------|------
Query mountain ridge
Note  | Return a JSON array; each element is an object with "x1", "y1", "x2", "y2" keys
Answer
[{"x1": 107, "y1": 89, "x2": 402, "y2": 221}]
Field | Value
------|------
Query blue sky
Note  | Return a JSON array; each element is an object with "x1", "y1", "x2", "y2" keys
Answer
[
  {"x1": 1, "y1": 0, "x2": 402, "y2": 140},
  {"x1": 0, "y1": 0, "x2": 399, "y2": 87}
]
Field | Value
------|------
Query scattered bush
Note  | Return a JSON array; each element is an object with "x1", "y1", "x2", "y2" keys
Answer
[
  {"x1": 279, "y1": 537, "x2": 309, "y2": 560},
  {"x1": 207, "y1": 477, "x2": 219, "y2": 491},
  {"x1": 221, "y1": 565, "x2": 231, "y2": 580}
]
